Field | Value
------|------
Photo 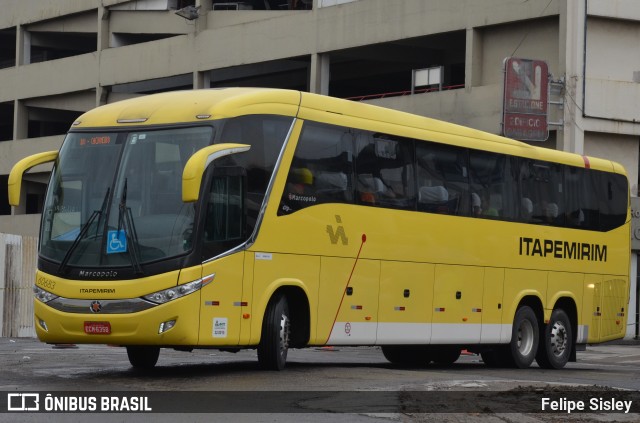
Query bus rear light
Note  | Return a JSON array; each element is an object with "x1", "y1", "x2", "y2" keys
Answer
[
  {"x1": 33, "y1": 285, "x2": 59, "y2": 303},
  {"x1": 159, "y1": 319, "x2": 176, "y2": 334},
  {"x1": 143, "y1": 274, "x2": 215, "y2": 305}
]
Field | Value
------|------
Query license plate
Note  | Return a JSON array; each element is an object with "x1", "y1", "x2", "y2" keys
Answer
[{"x1": 84, "y1": 321, "x2": 111, "y2": 335}]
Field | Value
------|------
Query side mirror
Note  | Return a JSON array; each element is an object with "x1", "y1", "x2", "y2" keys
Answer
[
  {"x1": 182, "y1": 143, "x2": 250, "y2": 202},
  {"x1": 8, "y1": 151, "x2": 59, "y2": 206}
]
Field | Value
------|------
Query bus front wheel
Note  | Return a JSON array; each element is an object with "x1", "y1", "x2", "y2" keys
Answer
[
  {"x1": 258, "y1": 293, "x2": 290, "y2": 371},
  {"x1": 508, "y1": 306, "x2": 539, "y2": 368},
  {"x1": 126, "y1": 346, "x2": 160, "y2": 369},
  {"x1": 535, "y1": 308, "x2": 572, "y2": 369}
]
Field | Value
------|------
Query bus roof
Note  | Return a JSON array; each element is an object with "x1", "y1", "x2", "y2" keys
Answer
[
  {"x1": 72, "y1": 88, "x2": 625, "y2": 176},
  {"x1": 73, "y1": 88, "x2": 301, "y2": 128}
]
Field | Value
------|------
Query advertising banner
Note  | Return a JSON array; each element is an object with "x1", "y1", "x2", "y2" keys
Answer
[{"x1": 503, "y1": 57, "x2": 549, "y2": 141}]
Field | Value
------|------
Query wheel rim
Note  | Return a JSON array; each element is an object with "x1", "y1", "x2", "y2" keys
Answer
[
  {"x1": 517, "y1": 319, "x2": 535, "y2": 356},
  {"x1": 549, "y1": 320, "x2": 568, "y2": 357},
  {"x1": 279, "y1": 313, "x2": 290, "y2": 357}
]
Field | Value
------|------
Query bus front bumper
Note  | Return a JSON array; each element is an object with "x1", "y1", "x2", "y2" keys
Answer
[{"x1": 33, "y1": 293, "x2": 200, "y2": 346}]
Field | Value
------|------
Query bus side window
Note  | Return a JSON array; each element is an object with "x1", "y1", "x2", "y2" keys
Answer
[
  {"x1": 354, "y1": 133, "x2": 415, "y2": 210},
  {"x1": 201, "y1": 169, "x2": 246, "y2": 259},
  {"x1": 468, "y1": 151, "x2": 518, "y2": 220},
  {"x1": 278, "y1": 122, "x2": 354, "y2": 216},
  {"x1": 220, "y1": 115, "x2": 294, "y2": 231},
  {"x1": 416, "y1": 142, "x2": 469, "y2": 215},
  {"x1": 597, "y1": 171, "x2": 628, "y2": 231},
  {"x1": 418, "y1": 185, "x2": 449, "y2": 213},
  {"x1": 520, "y1": 159, "x2": 565, "y2": 226},
  {"x1": 565, "y1": 166, "x2": 588, "y2": 229}
]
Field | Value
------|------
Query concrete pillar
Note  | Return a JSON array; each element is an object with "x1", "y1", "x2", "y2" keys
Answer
[
  {"x1": 97, "y1": 5, "x2": 110, "y2": 51},
  {"x1": 16, "y1": 25, "x2": 30, "y2": 66},
  {"x1": 193, "y1": 70, "x2": 210, "y2": 90},
  {"x1": 310, "y1": 53, "x2": 330, "y2": 95},
  {"x1": 557, "y1": 0, "x2": 585, "y2": 154},
  {"x1": 96, "y1": 6, "x2": 110, "y2": 106},
  {"x1": 465, "y1": 28, "x2": 483, "y2": 91},
  {"x1": 195, "y1": 0, "x2": 212, "y2": 31},
  {"x1": 97, "y1": 86, "x2": 109, "y2": 106},
  {"x1": 13, "y1": 100, "x2": 27, "y2": 141}
]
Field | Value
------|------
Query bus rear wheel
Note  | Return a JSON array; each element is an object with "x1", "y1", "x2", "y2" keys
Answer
[
  {"x1": 507, "y1": 305, "x2": 539, "y2": 368},
  {"x1": 381, "y1": 346, "x2": 431, "y2": 366},
  {"x1": 126, "y1": 346, "x2": 160, "y2": 369},
  {"x1": 481, "y1": 349, "x2": 507, "y2": 367},
  {"x1": 536, "y1": 308, "x2": 572, "y2": 369},
  {"x1": 258, "y1": 293, "x2": 290, "y2": 371}
]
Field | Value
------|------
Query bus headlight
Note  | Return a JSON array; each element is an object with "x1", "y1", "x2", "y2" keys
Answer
[
  {"x1": 33, "y1": 285, "x2": 59, "y2": 303},
  {"x1": 143, "y1": 274, "x2": 215, "y2": 305}
]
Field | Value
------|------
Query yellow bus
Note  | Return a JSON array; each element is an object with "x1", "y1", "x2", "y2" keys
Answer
[{"x1": 9, "y1": 88, "x2": 630, "y2": 370}]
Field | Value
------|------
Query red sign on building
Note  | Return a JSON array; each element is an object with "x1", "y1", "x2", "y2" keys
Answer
[{"x1": 502, "y1": 57, "x2": 549, "y2": 141}]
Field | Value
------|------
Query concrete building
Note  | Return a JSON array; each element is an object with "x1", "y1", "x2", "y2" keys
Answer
[{"x1": 0, "y1": 0, "x2": 638, "y2": 339}]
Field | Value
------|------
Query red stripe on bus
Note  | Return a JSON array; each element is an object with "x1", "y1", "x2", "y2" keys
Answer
[{"x1": 326, "y1": 234, "x2": 367, "y2": 344}]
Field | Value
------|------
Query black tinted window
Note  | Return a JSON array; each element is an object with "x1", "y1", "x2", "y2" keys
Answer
[
  {"x1": 598, "y1": 171, "x2": 628, "y2": 231},
  {"x1": 276, "y1": 120, "x2": 628, "y2": 232},
  {"x1": 519, "y1": 159, "x2": 564, "y2": 225},
  {"x1": 218, "y1": 115, "x2": 293, "y2": 228},
  {"x1": 279, "y1": 122, "x2": 354, "y2": 215},
  {"x1": 416, "y1": 142, "x2": 469, "y2": 215},
  {"x1": 469, "y1": 150, "x2": 518, "y2": 220},
  {"x1": 355, "y1": 132, "x2": 415, "y2": 210}
]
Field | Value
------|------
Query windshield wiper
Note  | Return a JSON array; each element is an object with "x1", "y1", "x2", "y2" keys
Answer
[
  {"x1": 117, "y1": 178, "x2": 143, "y2": 275},
  {"x1": 58, "y1": 187, "x2": 110, "y2": 275}
]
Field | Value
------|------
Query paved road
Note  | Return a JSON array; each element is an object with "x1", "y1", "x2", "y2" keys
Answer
[{"x1": 0, "y1": 337, "x2": 639, "y2": 422}]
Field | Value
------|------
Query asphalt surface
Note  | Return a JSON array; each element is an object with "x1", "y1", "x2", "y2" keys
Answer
[{"x1": 0, "y1": 337, "x2": 639, "y2": 422}]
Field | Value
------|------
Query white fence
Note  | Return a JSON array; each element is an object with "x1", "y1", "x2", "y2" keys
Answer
[{"x1": 0, "y1": 233, "x2": 38, "y2": 337}]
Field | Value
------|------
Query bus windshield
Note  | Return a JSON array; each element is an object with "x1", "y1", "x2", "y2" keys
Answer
[
  {"x1": 40, "y1": 127, "x2": 213, "y2": 268},
  {"x1": 39, "y1": 114, "x2": 295, "y2": 273}
]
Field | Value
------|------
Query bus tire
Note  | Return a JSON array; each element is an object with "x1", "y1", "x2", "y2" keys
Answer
[
  {"x1": 535, "y1": 308, "x2": 572, "y2": 369},
  {"x1": 431, "y1": 346, "x2": 461, "y2": 365},
  {"x1": 126, "y1": 346, "x2": 160, "y2": 369},
  {"x1": 508, "y1": 305, "x2": 539, "y2": 369},
  {"x1": 481, "y1": 349, "x2": 506, "y2": 368},
  {"x1": 258, "y1": 293, "x2": 290, "y2": 371},
  {"x1": 381, "y1": 346, "x2": 432, "y2": 366}
]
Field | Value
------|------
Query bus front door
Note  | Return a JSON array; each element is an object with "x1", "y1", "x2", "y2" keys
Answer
[{"x1": 199, "y1": 253, "x2": 245, "y2": 346}]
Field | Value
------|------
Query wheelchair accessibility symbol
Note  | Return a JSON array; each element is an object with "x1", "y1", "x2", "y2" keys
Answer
[{"x1": 106, "y1": 229, "x2": 127, "y2": 254}]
